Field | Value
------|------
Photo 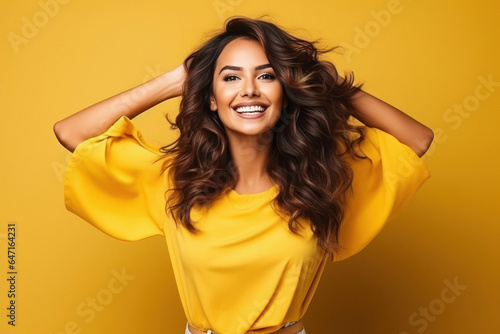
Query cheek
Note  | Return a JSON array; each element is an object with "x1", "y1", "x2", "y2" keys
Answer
[
  {"x1": 265, "y1": 84, "x2": 284, "y2": 100},
  {"x1": 214, "y1": 86, "x2": 237, "y2": 105}
]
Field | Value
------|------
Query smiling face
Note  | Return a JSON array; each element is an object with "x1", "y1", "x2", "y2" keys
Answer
[{"x1": 210, "y1": 37, "x2": 286, "y2": 139}]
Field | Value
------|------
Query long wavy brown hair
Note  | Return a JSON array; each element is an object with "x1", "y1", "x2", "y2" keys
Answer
[{"x1": 156, "y1": 15, "x2": 370, "y2": 261}]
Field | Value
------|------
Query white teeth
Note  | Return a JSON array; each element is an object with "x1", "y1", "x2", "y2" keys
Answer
[{"x1": 234, "y1": 105, "x2": 266, "y2": 113}]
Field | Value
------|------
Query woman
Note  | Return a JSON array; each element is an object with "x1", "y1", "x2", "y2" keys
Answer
[{"x1": 54, "y1": 15, "x2": 433, "y2": 334}]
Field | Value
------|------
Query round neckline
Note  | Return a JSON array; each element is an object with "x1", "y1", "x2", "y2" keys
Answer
[
  {"x1": 226, "y1": 184, "x2": 279, "y2": 210},
  {"x1": 229, "y1": 183, "x2": 279, "y2": 196}
]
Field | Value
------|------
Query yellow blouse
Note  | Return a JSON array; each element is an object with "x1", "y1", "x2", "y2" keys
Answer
[{"x1": 63, "y1": 115, "x2": 431, "y2": 334}]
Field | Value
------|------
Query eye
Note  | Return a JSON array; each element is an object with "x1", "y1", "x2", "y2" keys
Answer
[
  {"x1": 260, "y1": 73, "x2": 275, "y2": 80},
  {"x1": 223, "y1": 74, "x2": 239, "y2": 82}
]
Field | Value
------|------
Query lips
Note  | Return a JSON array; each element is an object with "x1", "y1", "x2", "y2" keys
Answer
[
  {"x1": 231, "y1": 102, "x2": 269, "y2": 114},
  {"x1": 232, "y1": 102, "x2": 269, "y2": 109},
  {"x1": 233, "y1": 107, "x2": 267, "y2": 114}
]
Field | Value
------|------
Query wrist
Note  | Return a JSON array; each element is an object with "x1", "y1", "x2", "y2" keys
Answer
[{"x1": 147, "y1": 71, "x2": 182, "y2": 103}]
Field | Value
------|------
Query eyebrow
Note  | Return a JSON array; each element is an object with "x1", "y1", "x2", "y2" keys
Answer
[{"x1": 218, "y1": 63, "x2": 272, "y2": 75}]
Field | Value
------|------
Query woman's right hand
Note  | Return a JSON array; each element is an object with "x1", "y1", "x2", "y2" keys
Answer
[{"x1": 167, "y1": 58, "x2": 192, "y2": 97}]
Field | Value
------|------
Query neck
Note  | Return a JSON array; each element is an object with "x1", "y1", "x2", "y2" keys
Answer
[{"x1": 226, "y1": 132, "x2": 274, "y2": 192}]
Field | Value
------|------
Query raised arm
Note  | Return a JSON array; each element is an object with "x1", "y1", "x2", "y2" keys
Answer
[
  {"x1": 53, "y1": 62, "x2": 188, "y2": 153},
  {"x1": 338, "y1": 75, "x2": 434, "y2": 158}
]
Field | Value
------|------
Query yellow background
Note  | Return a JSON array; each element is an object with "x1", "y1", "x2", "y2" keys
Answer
[{"x1": 1, "y1": 0, "x2": 499, "y2": 333}]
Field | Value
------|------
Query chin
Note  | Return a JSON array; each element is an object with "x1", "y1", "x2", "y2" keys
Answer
[{"x1": 227, "y1": 125, "x2": 274, "y2": 137}]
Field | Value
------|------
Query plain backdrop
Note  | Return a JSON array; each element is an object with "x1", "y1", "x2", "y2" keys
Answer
[{"x1": 1, "y1": 0, "x2": 499, "y2": 333}]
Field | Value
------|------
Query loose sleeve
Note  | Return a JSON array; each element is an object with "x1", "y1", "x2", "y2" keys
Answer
[
  {"x1": 63, "y1": 116, "x2": 169, "y2": 241},
  {"x1": 333, "y1": 118, "x2": 431, "y2": 262}
]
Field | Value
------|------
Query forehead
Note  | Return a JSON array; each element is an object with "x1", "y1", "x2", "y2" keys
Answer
[{"x1": 215, "y1": 38, "x2": 268, "y2": 70}]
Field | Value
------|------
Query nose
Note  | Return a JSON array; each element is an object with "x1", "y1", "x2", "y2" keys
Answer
[{"x1": 240, "y1": 77, "x2": 260, "y2": 97}]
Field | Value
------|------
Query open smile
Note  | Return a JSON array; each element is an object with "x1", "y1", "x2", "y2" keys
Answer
[{"x1": 231, "y1": 105, "x2": 268, "y2": 119}]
